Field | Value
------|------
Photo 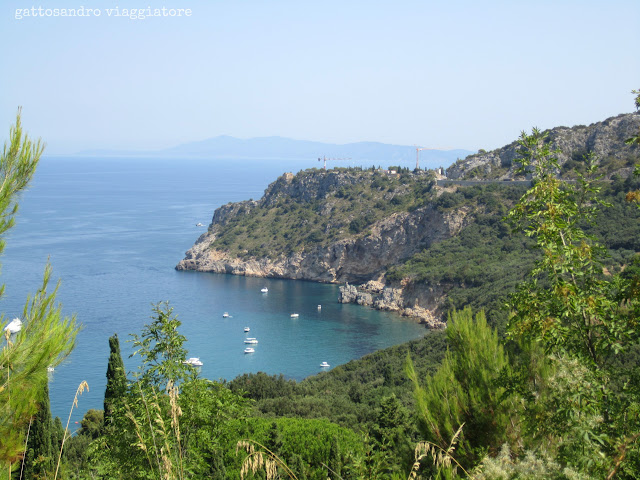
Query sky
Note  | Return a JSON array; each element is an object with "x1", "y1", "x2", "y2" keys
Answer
[{"x1": 1, "y1": 0, "x2": 638, "y2": 154}]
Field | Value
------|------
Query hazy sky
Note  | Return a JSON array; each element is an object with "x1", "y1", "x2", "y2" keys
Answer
[{"x1": 1, "y1": 0, "x2": 638, "y2": 154}]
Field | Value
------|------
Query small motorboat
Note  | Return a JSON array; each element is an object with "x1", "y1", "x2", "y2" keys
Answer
[
  {"x1": 244, "y1": 347, "x2": 255, "y2": 354},
  {"x1": 196, "y1": 222, "x2": 204, "y2": 226},
  {"x1": 244, "y1": 337, "x2": 258, "y2": 344},
  {"x1": 320, "y1": 361, "x2": 330, "y2": 368},
  {"x1": 222, "y1": 312, "x2": 230, "y2": 318},
  {"x1": 261, "y1": 287, "x2": 268, "y2": 293},
  {"x1": 290, "y1": 313, "x2": 299, "y2": 318},
  {"x1": 47, "y1": 366, "x2": 55, "y2": 373},
  {"x1": 317, "y1": 305, "x2": 322, "y2": 310},
  {"x1": 183, "y1": 357, "x2": 203, "y2": 367},
  {"x1": 244, "y1": 327, "x2": 250, "y2": 332},
  {"x1": 4, "y1": 318, "x2": 22, "y2": 334}
]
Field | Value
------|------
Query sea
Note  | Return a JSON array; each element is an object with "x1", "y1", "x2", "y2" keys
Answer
[{"x1": 0, "y1": 156, "x2": 427, "y2": 423}]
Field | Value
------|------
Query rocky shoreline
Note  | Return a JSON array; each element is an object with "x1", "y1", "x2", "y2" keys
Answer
[
  {"x1": 337, "y1": 281, "x2": 446, "y2": 329},
  {"x1": 176, "y1": 195, "x2": 468, "y2": 328}
]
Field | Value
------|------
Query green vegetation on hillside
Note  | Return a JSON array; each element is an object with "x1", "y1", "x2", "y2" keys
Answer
[
  {"x1": 211, "y1": 167, "x2": 436, "y2": 260},
  {"x1": 386, "y1": 176, "x2": 640, "y2": 330},
  {"x1": 388, "y1": 183, "x2": 537, "y2": 328}
]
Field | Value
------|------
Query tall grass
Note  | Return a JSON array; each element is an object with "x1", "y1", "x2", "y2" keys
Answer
[
  {"x1": 54, "y1": 380, "x2": 89, "y2": 480},
  {"x1": 126, "y1": 381, "x2": 185, "y2": 480},
  {"x1": 408, "y1": 425, "x2": 474, "y2": 480},
  {"x1": 236, "y1": 439, "x2": 298, "y2": 480}
]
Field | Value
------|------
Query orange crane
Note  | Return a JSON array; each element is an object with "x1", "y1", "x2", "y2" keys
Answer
[{"x1": 318, "y1": 156, "x2": 351, "y2": 170}]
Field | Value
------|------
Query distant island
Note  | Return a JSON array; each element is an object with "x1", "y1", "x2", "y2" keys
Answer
[{"x1": 75, "y1": 135, "x2": 472, "y2": 169}]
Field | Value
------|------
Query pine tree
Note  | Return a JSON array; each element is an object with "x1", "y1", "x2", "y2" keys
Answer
[
  {"x1": 0, "y1": 111, "x2": 79, "y2": 470},
  {"x1": 23, "y1": 382, "x2": 54, "y2": 478},
  {"x1": 405, "y1": 307, "x2": 516, "y2": 468},
  {"x1": 103, "y1": 333, "x2": 126, "y2": 427}
]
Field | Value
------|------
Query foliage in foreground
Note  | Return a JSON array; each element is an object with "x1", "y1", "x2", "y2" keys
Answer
[
  {"x1": 502, "y1": 128, "x2": 640, "y2": 478},
  {"x1": 0, "y1": 111, "x2": 80, "y2": 478},
  {"x1": 399, "y1": 121, "x2": 640, "y2": 479}
]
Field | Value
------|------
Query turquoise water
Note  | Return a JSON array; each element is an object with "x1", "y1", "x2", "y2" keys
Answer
[{"x1": 1, "y1": 157, "x2": 426, "y2": 422}]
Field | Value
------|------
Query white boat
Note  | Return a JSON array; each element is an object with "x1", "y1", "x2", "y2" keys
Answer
[
  {"x1": 244, "y1": 347, "x2": 255, "y2": 354},
  {"x1": 261, "y1": 287, "x2": 268, "y2": 293},
  {"x1": 183, "y1": 357, "x2": 203, "y2": 367},
  {"x1": 4, "y1": 318, "x2": 22, "y2": 334},
  {"x1": 222, "y1": 312, "x2": 230, "y2": 318},
  {"x1": 196, "y1": 222, "x2": 204, "y2": 226},
  {"x1": 290, "y1": 313, "x2": 299, "y2": 318},
  {"x1": 47, "y1": 366, "x2": 55, "y2": 373},
  {"x1": 243, "y1": 327, "x2": 250, "y2": 332},
  {"x1": 244, "y1": 337, "x2": 258, "y2": 344},
  {"x1": 320, "y1": 361, "x2": 330, "y2": 368},
  {"x1": 317, "y1": 305, "x2": 322, "y2": 310}
]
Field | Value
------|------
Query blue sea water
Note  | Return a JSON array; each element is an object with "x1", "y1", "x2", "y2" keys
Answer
[{"x1": 1, "y1": 156, "x2": 427, "y2": 422}]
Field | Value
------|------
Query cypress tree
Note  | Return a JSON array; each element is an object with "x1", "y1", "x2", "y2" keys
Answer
[
  {"x1": 23, "y1": 382, "x2": 54, "y2": 478},
  {"x1": 51, "y1": 416, "x2": 65, "y2": 463},
  {"x1": 103, "y1": 333, "x2": 127, "y2": 427},
  {"x1": 266, "y1": 421, "x2": 283, "y2": 456}
]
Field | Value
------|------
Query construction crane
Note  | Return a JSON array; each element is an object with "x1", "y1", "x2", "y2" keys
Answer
[
  {"x1": 318, "y1": 156, "x2": 351, "y2": 170},
  {"x1": 414, "y1": 146, "x2": 437, "y2": 170}
]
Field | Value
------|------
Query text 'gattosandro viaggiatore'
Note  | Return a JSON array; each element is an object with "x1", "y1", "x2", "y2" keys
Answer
[{"x1": 15, "y1": 6, "x2": 193, "y2": 20}]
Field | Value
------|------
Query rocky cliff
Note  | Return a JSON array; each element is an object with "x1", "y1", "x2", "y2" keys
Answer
[
  {"x1": 178, "y1": 112, "x2": 639, "y2": 327},
  {"x1": 337, "y1": 281, "x2": 447, "y2": 329},
  {"x1": 176, "y1": 173, "x2": 470, "y2": 285}
]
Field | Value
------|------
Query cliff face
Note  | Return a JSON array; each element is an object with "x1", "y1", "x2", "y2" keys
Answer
[
  {"x1": 337, "y1": 281, "x2": 447, "y2": 329},
  {"x1": 446, "y1": 113, "x2": 640, "y2": 180},
  {"x1": 176, "y1": 200, "x2": 470, "y2": 284}
]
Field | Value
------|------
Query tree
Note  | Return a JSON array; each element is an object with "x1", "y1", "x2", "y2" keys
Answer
[
  {"x1": 327, "y1": 437, "x2": 341, "y2": 479},
  {"x1": 23, "y1": 382, "x2": 54, "y2": 479},
  {"x1": 632, "y1": 88, "x2": 640, "y2": 113},
  {"x1": 129, "y1": 301, "x2": 193, "y2": 390},
  {"x1": 505, "y1": 128, "x2": 640, "y2": 477},
  {"x1": 266, "y1": 421, "x2": 283, "y2": 456},
  {"x1": 103, "y1": 333, "x2": 126, "y2": 428},
  {"x1": 405, "y1": 307, "x2": 516, "y2": 469},
  {"x1": 79, "y1": 409, "x2": 104, "y2": 440},
  {"x1": 0, "y1": 111, "x2": 80, "y2": 473}
]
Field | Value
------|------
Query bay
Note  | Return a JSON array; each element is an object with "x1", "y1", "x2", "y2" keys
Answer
[{"x1": 1, "y1": 156, "x2": 427, "y2": 422}]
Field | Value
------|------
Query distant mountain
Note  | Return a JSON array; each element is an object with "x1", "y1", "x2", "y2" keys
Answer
[{"x1": 76, "y1": 136, "x2": 472, "y2": 170}]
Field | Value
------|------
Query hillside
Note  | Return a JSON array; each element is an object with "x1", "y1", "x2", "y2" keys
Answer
[
  {"x1": 177, "y1": 113, "x2": 640, "y2": 327},
  {"x1": 446, "y1": 112, "x2": 640, "y2": 180}
]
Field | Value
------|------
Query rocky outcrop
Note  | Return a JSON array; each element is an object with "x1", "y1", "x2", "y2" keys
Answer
[
  {"x1": 446, "y1": 113, "x2": 640, "y2": 180},
  {"x1": 260, "y1": 169, "x2": 364, "y2": 206},
  {"x1": 176, "y1": 202, "x2": 470, "y2": 284},
  {"x1": 338, "y1": 282, "x2": 446, "y2": 329},
  {"x1": 211, "y1": 200, "x2": 258, "y2": 226}
]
